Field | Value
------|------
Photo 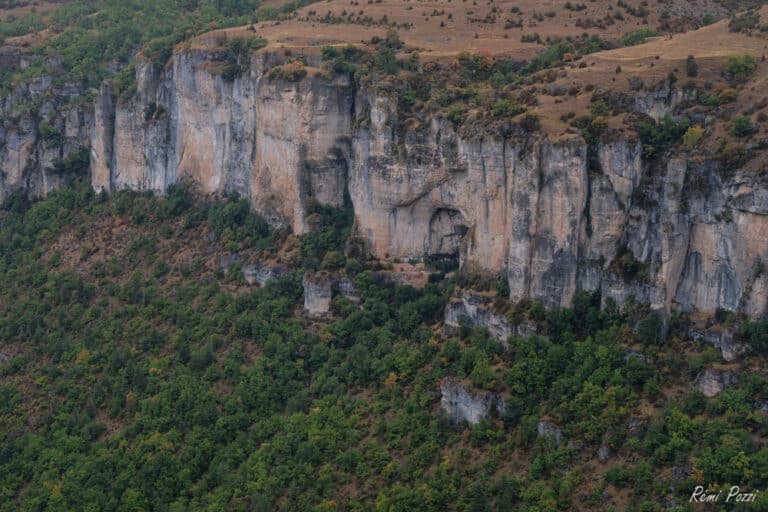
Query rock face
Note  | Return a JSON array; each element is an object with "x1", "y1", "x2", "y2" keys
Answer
[
  {"x1": 91, "y1": 51, "x2": 353, "y2": 234},
  {"x1": 537, "y1": 419, "x2": 563, "y2": 445},
  {"x1": 243, "y1": 264, "x2": 283, "y2": 287},
  {"x1": 303, "y1": 272, "x2": 333, "y2": 319},
  {"x1": 3, "y1": 44, "x2": 768, "y2": 320},
  {"x1": 440, "y1": 377, "x2": 506, "y2": 425},
  {"x1": 688, "y1": 327, "x2": 746, "y2": 362},
  {"x1": 695, "y1": 367, "x2": 739, "y2": 398},
  {"x1": 444, "y1": 292, "x2": 514, "y2": 344},
  {"x1": 0, "y1": 63, "x2": 92, "y2": 203}
]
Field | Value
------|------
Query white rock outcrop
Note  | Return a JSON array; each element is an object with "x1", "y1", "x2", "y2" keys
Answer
[{"x1": 440, "y1": 377, "x2": 506, "y2": 425}]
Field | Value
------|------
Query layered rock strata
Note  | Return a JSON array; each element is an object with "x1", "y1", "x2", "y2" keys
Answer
[{"x1": 2, "y1": 46, "x2": 767, "y2": 319}]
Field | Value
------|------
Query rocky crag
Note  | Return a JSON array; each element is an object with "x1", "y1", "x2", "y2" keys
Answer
[
  {"x1": 439, "y1": 377, "x2": 506, "y2": 425},
  {"x1": 2, "y1": 44, "x2": 767, "y2": 320}
]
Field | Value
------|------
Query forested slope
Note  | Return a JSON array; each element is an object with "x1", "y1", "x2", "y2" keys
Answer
[{"x1": 0, "y1": 184, "x2": 767, "y2": 511}]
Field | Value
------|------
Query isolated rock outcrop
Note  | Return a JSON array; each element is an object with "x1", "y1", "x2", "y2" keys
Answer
[
  {"x1": 688, "y1": 327, "x2": 746, "y2": 362},
  {"x1": 335, "y1": 276, "x2": 360, "y2": 303},
  {"x1": 537, "y1": 419, "x2": 563, "y2": 445},
  {"x1": 445, "y1": 292, "x2": 515, "y2": 345},
  {"x1": 695, "y1": 367, "x2": 739, "y2": 398},
  {"x1": 243, "y1": 264, "x2": 283, "y2": 287},
  {"x1": 303, "y1": 271, "x2": 333, "y2": 319},
  {"x1": 440, "y1": 377, "x2": 505, "y2": 425}
]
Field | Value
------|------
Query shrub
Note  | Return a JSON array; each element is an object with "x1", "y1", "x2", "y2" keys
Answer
[
  {"x1": 227, "y1": 36, "x2": 268, "y2": 55},
  {"x1": 724, "y1": 54, "x2": 757, "y2": 82},
  {"x1": 267, "y1": 61, "x2": 308, "y2": 81},
  {"x1": 517, "y1": 113, "x2": 541, "y2": 133},
  {"x1": 113, "y1": 64, "x2": 137, "y2": 99},
  {"x1": 635, "y1": 114, "x2": 690, "y2": 159},
  {"x1": 521, "y1": 42, "x2": 573, "y2": 74},
  {"x1": 611, "y1": 246, "x2": 648, "y2": 281},
  {"x1": 321, "y1": 251, "x2": 346, "y2": 270},
  {"x1": 321, "y1": 45, "x2": 339, "y2": 61},
  {"x1": 579, "y1": 34, "x2": 608, "y2": 55},
  {"x1": 492, "y1": 99, "x2": 524, "y2": 117},
  {"x1": 605, "y1": 466, "x2": 633, "y2": 488},
  {"x1": 445, "y1": 105, "x2": 466, "y2": 125},
  {"x1": 686, "y1": 55, "x2": 698, "y2": 77},
  {"x1": 637, "y1": 312, "x2": 663, "y2": 345},
  {"x1": 39, "y1": 121, "x2": 62, "y2": 144},
  {"x1": 375, "y1": 45, "x2": 398, "y2": 74},
  {"x1": 731, "y1": 115, "x2": 755, "y2": 138},
  {"x1": 621, "y1": 28, "x2": 658, "y2": 46},
  {"x1": 222, "y1": 63, "x2": 243, "y2": 81},
  {"x1": 740, "y1": 316, "x2": 768, "y2": 354},
  {"x1": 470, "y1": 355, "x2": 495, "y2": 389},
  {"x1": 49, "y1": 147, "x2": 90, "y2": 175},
  {"x1": 718, "y1": 143, "x2": 749, "y2": 173},
  {"x1": 683, "y1": 125, "x2": 704, "y2": 148}
]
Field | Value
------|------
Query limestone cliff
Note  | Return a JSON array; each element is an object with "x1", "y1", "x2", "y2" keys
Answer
[
  {"x1": 91, "y1": 50, "x2": 353, "y2": 234},
  {"x1": 2, "y1": 44, "x2": 767, "y2": 320},
  {"x1": 0, "y1": 52, "x2": 92, "y2": 203}
]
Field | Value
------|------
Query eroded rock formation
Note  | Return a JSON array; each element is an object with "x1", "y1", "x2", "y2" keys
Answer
[
  {"x1": 303, "y1": 271, "x2": 333, "y2": 319},
  {"x1": 2, "y1": 45, "x2": 768, "y2": 320},
  {"x1": 695, "y1": 367, "x2": 739, "y2": 397},
  {"x1": 440, "y1": 377, "x2": 506, "y2": 424}
]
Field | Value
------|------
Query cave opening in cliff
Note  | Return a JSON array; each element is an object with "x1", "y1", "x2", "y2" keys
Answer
[{"x1": 425, "y1": 208, "x2": 469, "y2": 270}]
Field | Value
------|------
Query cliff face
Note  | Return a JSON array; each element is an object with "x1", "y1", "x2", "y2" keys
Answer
[
  {"x1": 0, "y1": 54, "x2": 93, "y2": 203},
  {"x1": 3, "y1": 46, "x2": 767, "y2": 319},
  {"x1": 91, "y1": 51, "x2": 354, "y2": 234},
  {"x1": 350, "y1": 89, "x2": 768, "y2": 316}
]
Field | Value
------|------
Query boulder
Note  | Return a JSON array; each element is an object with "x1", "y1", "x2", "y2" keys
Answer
[
  {"x1": 335, "y1": 276, "x2": 360, "y2": 303},
  {"x1": 626, "y1": 416, "x2": 647, "y2": 439}
]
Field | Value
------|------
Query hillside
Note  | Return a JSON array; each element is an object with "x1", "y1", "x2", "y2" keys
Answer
[{"x1": 0, "y1": 182, "x2": 767, "y2": 511}]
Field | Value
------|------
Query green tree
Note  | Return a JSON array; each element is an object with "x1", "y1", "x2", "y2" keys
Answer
[
  {"x1": 731, "y1": 115, "x2": 755, "y2": 137},
  {"x1": 724, "y1": 54, "x2": 757, "y2": 82},
  {"x1": 686, "y1": 55, "x2": 698, "y2": 77},
  {"x1": 470, "y1": 354, "x2": 496, "y2": 389}
]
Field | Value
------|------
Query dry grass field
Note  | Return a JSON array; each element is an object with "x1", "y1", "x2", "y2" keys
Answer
[{"x1": 215, "y1": 0, "x2": 733, "y2": 59}]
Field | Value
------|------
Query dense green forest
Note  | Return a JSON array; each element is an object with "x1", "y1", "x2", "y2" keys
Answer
[{"x1": 0, "y1": 183, "x2": 766, "y2": 511}]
